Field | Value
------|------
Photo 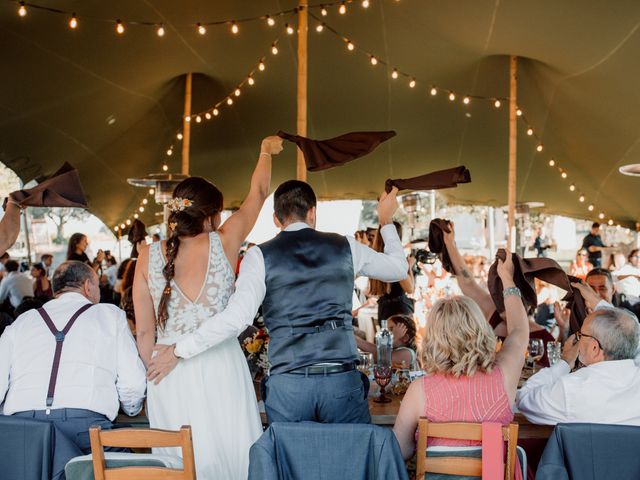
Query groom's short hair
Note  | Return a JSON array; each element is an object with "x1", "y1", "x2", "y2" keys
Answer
[{"x1": 274, "y1": 180, "x2": 317, "y2": 223}]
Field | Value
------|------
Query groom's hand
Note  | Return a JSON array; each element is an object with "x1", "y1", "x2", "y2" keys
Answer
[
  {"x1": 147, "y1": 344, "x2": 179, "y2": 385},
  {"x1": 377, "y1": 187, "x2": 399, "y2": 226}
]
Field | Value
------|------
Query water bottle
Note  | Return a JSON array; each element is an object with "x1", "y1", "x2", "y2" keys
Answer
[{"x1": 375, "y1": 320, "x2": 394, "y2": 368}]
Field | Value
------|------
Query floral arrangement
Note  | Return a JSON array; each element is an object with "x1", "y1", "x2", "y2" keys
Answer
[
  {"x1": 167, "y1": 196, "x2": 193, "y2": 213},
  {"x1": 242, "y1": 327, "x2": 270, "y2": 379}
]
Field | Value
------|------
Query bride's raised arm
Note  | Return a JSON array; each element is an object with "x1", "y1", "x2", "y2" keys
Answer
[{"x1": 218, "y1": 136, "x2": 283, "y2": 265}]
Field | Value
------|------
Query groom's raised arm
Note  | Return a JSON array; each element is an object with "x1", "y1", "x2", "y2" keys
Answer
[
  {"x1": 350, "y1": 224, "x2": 408, "y2": 281},
  {"x1": 174, "y1": 246, "x2": 267, "y2": 359}
]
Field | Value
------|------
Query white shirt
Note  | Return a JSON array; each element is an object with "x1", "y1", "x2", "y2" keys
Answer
[
  {"x1": 0, "y1": 271, "x2": 34, "y2": 307},
  {"x1": 175, "y1": 223, "x2": 408, "y2": 359},
  {"x1": 106, "y1": 265, "x2": 118, "y2": 288},
  {"x1": 0, "y1": 292, "x2": 146, "y2": 420},
  {"x1": 516, "y1": 359, "x2": 640, "y2": 426},
  {"x1": 613, "y1": 264, "x2": 640, "y2": 297}
]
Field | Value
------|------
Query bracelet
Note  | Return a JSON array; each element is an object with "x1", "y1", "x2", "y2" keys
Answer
[
  {"x1": 259, "y1": 152, "x2": 272, "y2": 157},
  {"x1": 503, "y1": 287, "x2": 522, "y2": 298}
]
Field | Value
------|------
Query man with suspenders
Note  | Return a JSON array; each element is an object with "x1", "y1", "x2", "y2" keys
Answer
[{"x1": 0, "y1": 261, "x2": 146, "y2": 472}]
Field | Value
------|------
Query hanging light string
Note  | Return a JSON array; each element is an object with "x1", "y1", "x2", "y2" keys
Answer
[
  {"x1": 113, "y1": 187, "x2": 156, "y2": 233},
  {"x1": 311, "y1": 12, "x2": 619, "y2": 226}
]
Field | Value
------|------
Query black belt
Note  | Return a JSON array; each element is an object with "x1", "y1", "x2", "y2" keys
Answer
[
  {"x1": 290, "y1": 320, "x2": 346, "y2": 335},
  {"x1": 287, "y1": 362, "x2": 356, "y2": 375}
]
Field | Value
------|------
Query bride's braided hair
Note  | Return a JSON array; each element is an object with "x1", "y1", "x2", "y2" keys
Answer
[{"x1": 157, "y1": 177, "x2": 223, "y2": 331}]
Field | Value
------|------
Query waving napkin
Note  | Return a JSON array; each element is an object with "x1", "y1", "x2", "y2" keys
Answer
[
  {"x1": 3, "y1": 162, "x2": 87, "y2": 210},
  {"x1": 277, "y1": 130, "x2": 396, "y2": 172},
  {"x1": 427, "y1": 219, "x2": 455, "y2": 273},
  {"x1": 385, "y1": 166, "x2": 471, "y2": 193}
]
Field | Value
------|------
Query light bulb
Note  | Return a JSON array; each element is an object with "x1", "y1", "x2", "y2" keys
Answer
[
  {"x1": 259, "y1": 61, "x2": 265, "y2": 71},
  {"x1": 347, "y1": 41, "x2": 354, "y2": 51},
  {"x1": 197, "y1": 23, "x2": 206, "y2": 35},
  {"x1": 166, "y1": 149, "x2": 172, "y2": 156},
  {"x1": 569, "y1": 184, "x2": 575, "y2": 191},
  {"x1": 494, "y1": 99, "x2": 501, "y2": 108},
  {"x1": 114, "y1": 226, "x2": 119, "y2": 232},
  {"x1": 516, "y1": 108, "x2": 522, "y2": 116},
  {"x1": 205, "y1": 112, "x2": 211, "y2": 120},
  {"x1": 142, "y1": 198, "x2": 148, "y2": 205},
  {"x1": 266, "y1": 15, "x2": 275, "y2": 26},
  {"x1": 448, "y1": 92, "x2": 455, "y2": 101},
  {"x1": 548, "y1": 159, "x2": 555, "y2": 167},
  {"x1": 599, "y1": 212, "x2": 605, "y2": 219},
  {"x1": 321, "y1": 7, "x2": 328, "y2": 16},
  {"x1": 69, "y1": 14, "x2": 78, "y2": 29},
  {"x1": 286, "y1": 23, "x2": 294, "y2": 35},
  {"x1": 139, "y1": 206, "x2": 145, "y2": 212},
  {"x1": 536, "y1": 144, "x2": 543, "y2": 152},
  {"x1": 370, "y1": 56, "x2": 377, "y2": 65},
  {"x1": 271, "y1": 43, "x2": 278, "y2": 55},
  {"x1": 561, "y1": 171, "x2": 568, "y2": 179},
  {"x1": 120, "y1": 223, "x2": 126, "y2": 229},
  {"x1": 176, "y1": 133, "x2": 183, "y2": 140},
  {"x1": 157, "y1": 24, "x2": 165, "y2": 37},
  {"x1": 248, "y1": 76, "x2": 255, "y2": 86},
  {"x1": 231, "y1": 22, "x2": 239, "y2": 34},
  {"x1": 608, "y1": 219, "x2": 614, "y2": 226},
  {"x1": 316, "y1": 23, "x2": 324, "y2": 32},
  {"x1": 463, "y1": 96, "x2": 470, "y2": 105},
  {"x1": 526, "y1": 128, "x2": 533, "y2": 136},
  {"x1": 362, "y1": 0, "x2": 370, "y2": 7},
  {"x1": 430, "y1": 86, "x2": 437, "y2": 96},
  {"x1": 195, "y1": 115, "x2": 202, "y2": 123},
  {"x1": 339, "y1": 2, "x2": 347, "y2": 14},
  {"x1": 116, "y1": 20, "x2": 125, "y2": 34},
  {"x1": 213, "y1": 108, "x2": 219, "y2": 116},
  {"x1": 126, "y1": 219, "x2": 131, "y2": 226},
  {"x1": 409, "y1": 79, "x2": 416, "y2": 88},
  {"x1": 391, "y1": 69, "x2": 399, "y2": 79},
  {"x1": 134, "y1": 214, "x2": 139, "y2": 219},
  {"x1": 18, "y1": 2, "x2": 26, "y2": 17},
  {"x1": 579, "y1": 194, "x2": 585, "y2": 202},
  {"x1": 149, "y1": 188, "x2": 155, "y2": 195},
  {"x1": 234, "y1": 88, "x2": 241, "y2": 97},
  {"x1": 227, "y1": 98, "x2": 234, "y2": 105},
  {"x1": 588, "y1": 204, "x2": 594, "y2": 211},
  {"x1": 162, "y1": 165, "x2": 168, "y2": 172}
]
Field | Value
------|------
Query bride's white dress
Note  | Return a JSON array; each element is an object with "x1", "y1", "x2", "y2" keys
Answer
[{"x1": 146, "y1": 232, "x2": 262, "y2": 479}]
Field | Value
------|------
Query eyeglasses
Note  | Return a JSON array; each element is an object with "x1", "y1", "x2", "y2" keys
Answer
[{"x1": 576, "y1": 329, "x2": 603, "y2": 350}]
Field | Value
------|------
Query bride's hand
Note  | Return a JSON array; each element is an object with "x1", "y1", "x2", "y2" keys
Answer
[
  {"x1": 147, "y1": 344, "x2": 179, "y2": 384},
  {"x1": 261, "y1": 136, "x2": 284, "y2": 156}
]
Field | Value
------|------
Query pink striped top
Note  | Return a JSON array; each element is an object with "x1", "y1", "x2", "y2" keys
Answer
[{"x1": 420, "y1": 366, "x2": 513, "y2": 446}]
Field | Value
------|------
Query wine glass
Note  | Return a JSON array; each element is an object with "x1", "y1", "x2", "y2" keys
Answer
[
  {"x1": 358, "y1": 352, "x2": 373, "y2": 376},
  {"x1": 373, "y1": 365, "x2": 393, "y2": 403},
  {"x1": 528, "y1": 339, "x2": 544, "y2": 372}
]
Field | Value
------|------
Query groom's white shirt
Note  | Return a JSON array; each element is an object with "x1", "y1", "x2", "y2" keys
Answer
[{"x1": 175, "y1": 222, "x2": 408, "y2": 359}]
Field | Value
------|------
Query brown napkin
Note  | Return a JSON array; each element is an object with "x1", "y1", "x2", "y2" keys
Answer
[
  {"x1": 487, "y1": 249, "x2": 572, "y2": 316},
  {"x1": 564, "y1": 275, "x2": 588, "y2": 334},
  {"x1": 428, "y1": 219, "x2": 454, "y2": 273},
  {"x1": 385, "y1": 166, "x2": 471, "y2": 193},
  {"x1": 277, "y1": 130, "x2": 396, "y2": 172},
  {"x1": 3, "y1": 162, "x2": 88, "y2": 210},
  {"x1": 128, "y1": 219, "x2": 147, "y2": 259}
]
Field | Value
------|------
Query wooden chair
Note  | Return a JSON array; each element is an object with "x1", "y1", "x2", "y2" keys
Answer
[
  {"x1": 89, "y1": 426, "x2": 196, "y2": 480},
  {"x1": 415, "y1": 418, "x2": 519, "y2": 479}
]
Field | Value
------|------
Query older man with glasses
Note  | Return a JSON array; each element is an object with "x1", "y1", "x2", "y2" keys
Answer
[{"x1": 516, "y1": 306, "x2": 640, "y2": 425}]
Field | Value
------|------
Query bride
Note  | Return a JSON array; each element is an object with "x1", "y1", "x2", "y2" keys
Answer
[{"x1": 133, "y1": 136, "x2": 283, "y2": 479}]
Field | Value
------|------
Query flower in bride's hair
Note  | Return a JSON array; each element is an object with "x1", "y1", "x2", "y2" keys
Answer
[
  {"x1": 169, "y1": 222, "x2": 178, "y2": 231},
  {"x1": 167, "y1": 197, "x2": 193, "y2": 213}
]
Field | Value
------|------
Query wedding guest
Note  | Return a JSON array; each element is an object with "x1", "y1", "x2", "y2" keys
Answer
[
  {"x1": 613, "y1": 249, "x2": 640, "y2": 300},
  {"x1": 517, "y1": 307, "x2": 640, "y2": 425},
  {"x1": 586, "y1": 268, "x2": 636, "y2": 314},
  {"x1": 0, "y1": 202, "x2": 21, "y2": 257},
  {"x1": 66, "y1": 233, "x2": 104, "y2": 273},
  {"x1": 0, "y1": 260, "x2": 34, "y2": 309},
  {"x1": 31, "y1": 262, "x2": 53, "y2": 301},
  {"x1": 581, "y1": 222, "x2": 607, "y2": 268},
  {"x1": 119, "y1": 259, "x2": 137, "y2": 335},
  {"x1": 0, "y1": 261, "x2": 146, "y2": 473},
  {"x1": 369, "y1": 222, "x2": 415, "y2": 322},
  {"x1": 0, "y1": 252, "x2": 9, "y2": 279},
  {"x1": 355, "y1": 314, "x2": 418, "y2": 368},
  {"x1": 105, "y1": 256, "x2": 118, "y2": 289},
  {"x1": 393, "y1": 251, "x2": 529, "y2": 460},
  {"x1": 568, "y1": 248, "x2": 593, "y2": 281},
  {"x1": 40, "y1": 253, "x2": 54, "y2": 278}
]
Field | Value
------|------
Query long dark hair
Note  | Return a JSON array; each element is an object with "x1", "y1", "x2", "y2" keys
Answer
[
  {"x1": 66, "y1": 233, "x2": 86, "y2": 260},
  {"x1": 157, "y1": 177, "x2": 223, "y2": 330},
  {"x1": 388, "y1": 314, "x2": 417, "y2": 351}
]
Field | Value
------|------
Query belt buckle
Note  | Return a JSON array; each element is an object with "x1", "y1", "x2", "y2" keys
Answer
[{"x1": 45, "y1": 408, "x2": 51, "y2": 415}]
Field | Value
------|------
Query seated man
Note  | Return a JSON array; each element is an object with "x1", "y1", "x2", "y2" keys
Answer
[
  {"x1": 586, "y1": 267, "x2": 637, "y2": 315},
  {"x1": 0, "y1": 261, "x2": 146, "y2": 463},
  {"x1": 0, "y1": 260, "x2": 34, "y2": 310},
  {"x1": 516, "y1": 307, "x2": 640, "y2": 425}
]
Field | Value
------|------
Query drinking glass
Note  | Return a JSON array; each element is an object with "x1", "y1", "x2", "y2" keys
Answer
[
  {"x1": 546, "y1": 341, "x2": 562, "y2": 366},
  {"x1": 358, "y1": 352, "x2": 373, "y2": 376},
  {"x1": 373, "y1": 365, "x2": 393, "y2": 403},
  {"x1": 528, "y1": 338, "x2": 544, "y2": 372}
]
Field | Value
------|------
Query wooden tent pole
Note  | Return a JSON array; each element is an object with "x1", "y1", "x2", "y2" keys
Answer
[
  {"x1": 296, "y1": 1, "x2": 308, "y2": 182},
  {"x1": 508, "y1": 56, "x2": 518, "y2": 250},
  {"x1": 181, "y1": 73, "x2": 193, "y2": 176}
]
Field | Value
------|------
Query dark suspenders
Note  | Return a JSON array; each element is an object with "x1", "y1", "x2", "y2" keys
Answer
[{"x1": 36, "y1": 303, "x2": 93, "y2": 412}]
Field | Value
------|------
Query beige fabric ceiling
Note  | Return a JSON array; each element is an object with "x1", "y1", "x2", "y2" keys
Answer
[{"x1": 1, "y1": 0, "x2": 639, "y2": 228}]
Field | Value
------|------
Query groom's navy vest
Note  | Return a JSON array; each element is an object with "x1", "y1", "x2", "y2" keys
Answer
[{"x1": 259, "y1": 227, "x2": 357, "y2": 374}]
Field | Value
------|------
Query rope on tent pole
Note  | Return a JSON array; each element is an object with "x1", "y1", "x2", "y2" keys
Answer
[
  {"x1": 297, "y1": 2, "x2": 309, "y2": 182},
  {"x1": 181, "y1": 73, "x2": 192, "y2": 177}
]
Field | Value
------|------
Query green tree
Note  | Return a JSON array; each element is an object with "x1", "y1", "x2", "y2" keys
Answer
[{"x1": 30, "y1": 207, "x2": 91, "y2": 243}]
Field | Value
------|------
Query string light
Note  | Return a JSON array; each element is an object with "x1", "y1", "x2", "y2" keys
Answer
[
  {"x1": 134, "y1": 213, "x2": 139, "y2": 219},
  {"x1": 569, "y1": 184, "x2": 576, "y2": 192},
  {"x1": 18, "y1": 1, "x2": 26, "y2": 17},
  {"x1": 234, "y1": 88, "x2": 241, "y2": 97},
  {"x1": 116, "y1": 19, "x2": 125, "y2": 34},
  {"x1": 516, "y1": 108, "x2": 522, "y2": 116},
  {"x1": 608, "y1": 219, "x2": 614, "y2": 226},
  {"x1": 120, "y1": 223, "x2": 126, "y2": 229},
  {"x1": 599, "y1": 212, "x2": 605, "y2": 220},
  {"x1": 114, "y1": 226, "x2": 119, "y2": 232},
  {"x1": 142, "y1": 198, "x2": 148, "y2": 205},
  {"x1": 536, "y1": 144, "x2": 543, "y2": 152},
  {"x1": 391, "y1": 69, "x2": 399, "y2": 79},
  {"x1": 231, "y1": 21, "x2": 239, "y2": 34},
  {"x1": 588, "y1": 204, "x2": 594, "y2": 211},
  {"x1": 316, "y1": 23, "x2": 324, "y2": 33},
  {"x1": 463, "y1": 96, "x2": 470, "y2": 105},
  {"x1": 321, "y1": 6, "x2": 328, "y2": 16},
  {"x1": 213, "y1": 108, "x2": 219, "y2": 116},
  {"x1": 195, "y1": 115, "x2": 202, "y2": 123},
  {"x1": 409, "y1": 78, "x2": 417, "y2": 88},
  {"x1": 271, "y1": 43, "x2": 279, "y2": 54},
  {"x1": 561, "y1": 170, "x2": 568, "y2": 179},
  {"x1": 346, "y1": 41, "x2": 354, "y2": 51},
  {"x1": 494, "y1": 99, "x2": 501, "y2": 108},
  {"x1": 579, "y1": 194, "x2": 585, "y2": 202},
  {"x1": 176, "y1": 133, "x2": 183, "y2": 140},
  {"x1": 248, "y1": 75, "x2": 255, "y2": 85},
  {"x1": 205, "y1": 112, "x2": 212, "y2": 119},
  {"x1": 149, "y1": 188, "x2": 155, "y2": 195},
  {"x1": 139, "y1": 206, "x2": 145, "y2": 213},
  {"x1": 448, "y1": 92, "x2": 456, "y2": 101},
  {"x1": 285, "y1": 23, "x2": 294, "y2": 35},
  {"x1": 227, "y1": 97, "x2": 234, "y2": 105},
  {"x1": 526, "y1": 128, "x2": 533, "y2": 136},
  {"x1": 430, "y1": 86, "x2": 437, "y2": 96},
  {"x1": 157, "y1": 24, "x2": 165, "y2": 37},
  {"x1": 166, "y1": 148, "x2": 172, "y2": 156},
  {"x1": 259, "y1": 60, "x2": 266, "y2": 71},
  {"x1": 197, "y1": 23, "x2": 206, "y2": 35},
  {"x1": 370, "y1": 55, "x2": 378, "y2": 65},
  {"x1": 185, "y1": 115, "x2": 191, "y2": 122},
  {"x1": 362, "y1": 0, "x2": 370, "y2": 7},
  {"x1": 162, "y1": 164, "x2": 168, "y2": 172},
  {"x1": 339, "y1": 2, "x2": 347, "y2": 14},
  {"x1": 69, "y1": 13, "x2": 78, "y2": 29},
  {"x1": 126, "y1": 219, "x2": 131, "y2": 226},
  {"x1": 548, "y1": 159, "x2": 555, "y2": 167}
]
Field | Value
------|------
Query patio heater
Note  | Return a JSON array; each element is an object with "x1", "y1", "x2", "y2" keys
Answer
[{"x1": 126, "y1": 172, "x2": 188, "y2": 225}]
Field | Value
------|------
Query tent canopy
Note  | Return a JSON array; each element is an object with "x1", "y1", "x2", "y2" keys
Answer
[{"x1": 2, "y1": 0, "x2": 639, "y2": 228}]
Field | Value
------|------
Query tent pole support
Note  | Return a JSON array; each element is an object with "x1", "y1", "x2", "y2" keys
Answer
[
  {"x1": 296, "y1": 1, "x2": 308, "y2": 182},
  {"x1": 508, "y1": 56, "x2": 518, "y2": 250},
  {"x1": 181, "y1": 72, "x2": 193, "y2": 176}
]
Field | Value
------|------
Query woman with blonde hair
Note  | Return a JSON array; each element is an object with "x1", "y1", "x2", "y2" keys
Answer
[{"x1": 393, "y1": 251, "x2": 529, "y2": 465}]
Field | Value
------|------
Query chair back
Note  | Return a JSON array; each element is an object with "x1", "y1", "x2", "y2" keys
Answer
[
  {"x1": 89, "y1": 426, "x2": 196, "y2": 480},
  {"x1": 415, "y1": 418, "x2": 518, "y2": 479}
]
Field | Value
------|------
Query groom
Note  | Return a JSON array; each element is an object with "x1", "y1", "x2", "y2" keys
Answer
[{"x1": 150, "y1": 180, "x2": 408, "y2": 423}]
